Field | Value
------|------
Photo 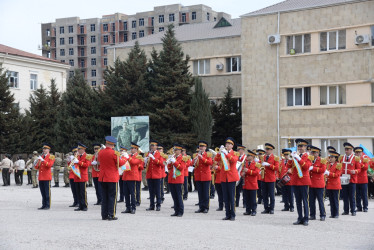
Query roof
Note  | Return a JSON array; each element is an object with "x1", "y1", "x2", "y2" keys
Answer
[
  {"x1": 242, "y1": 0, "x2": 369, "y2": 17},
  {"x1": 110, "y1": 18, "x2": 241, "y2": 48},
  {"x1": 0, "y1": 44, "x2": 67, "y2": 65}
]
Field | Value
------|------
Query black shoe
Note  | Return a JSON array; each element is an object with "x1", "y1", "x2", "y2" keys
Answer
[
  {"x1": 222, "y1": 217, "x2": 231, "y2": 220},
  {"x1": 64, "y1": 184, "x2": 70, "y2": 187},
  {"x1": 88, "y1": 184, "x2": 93, "y2": 187},
  {"x1": 290, "y1": 208, "x2": 294, "y2": 212},
  {"x1": 261, "y1": 210, "x2": 269, "y2": 214},
  {"x1": 146, "y1": 207, "x2": 154, "y2": 211},
  {"x1": 74, "y1": 208, "x2": 82, "y2": 211},
  {"x1": 142, "y1": 187, "x2": 148, "y2": 191},
  {"x1": 202, "y1": 209, "x2": 208, "y2": 214},
  {"x1": 320, "y1": 216, "x2": 325, "y2": 221},
  {"x1": 170, "y1": 213, "x2": 178, "y2": 216},
  {"x1": 342, "y1": 212, "x2": 349, "y2": 215},
  {"x1": 36, "y1": 185, "x2": 39, "y2": 188},
  {"x1": 195, "y1": 209, "x2": 203, "y2": 213},
  {"x1": 38, "y1": 206, "x2": 45, "y2": 210},
  {"x1": 94, "y1": 201, "x2": 102, "y2": 205},
  {"x1": 195, "y1": 203, "x2": 199, "y2": 206},
  {"x1": 356, "y1": 208, "x2": 362, "y2": 212},
  {"x1": 102, "y1": 216, "x2": 108, "y2": 220},
  {"x1": 303, "y1": 221, "x2": 308, "y2": 226},
  {"x1": 69, "y1": 203, "x2": 78, "y2": 207},
  {"x1": 121, "y1": 209, "x2": 131, "y2": 214},
  {"x1": 309, "y1": 216, "x2": 316, "y2": 220},
  {"x1": 243, "y1": 212, "x2": 251, "y2": 215},
  {"x1": 251, "y1": 212, "x2": 256, "y2": 216},
  {"x1": 183, "y1": 197, "x2": 187, "y2": 201},
  {"x1": 329, "y1": 215, "x2": 334, "y2": 218},
  {"x1": 156, "y1": 207, "x2": 160, "y2": 211},
  {"x1": 108, "y1": 216, "x2": 118, "y2": 221},
  {"x1": 210, "y1": 196, "x2": 215, "y2": 199},
  {"x1": 351, "y1": 212, "x2": 356, "y2": 216},
  {"x1": 333, "y1": 216, "x2": 339, "y2": 218},
  {"x1": 117, "y1": 200, "x2": 124, "y2": 203},
  {"x1": 81, "y1": 208, "x2": 87, "y2": 211},
  {"x1": 293, "y1": 220, "x2": 303, "y2": 225},
  {"x1": 269, "y1": 210, "x2": 274, "y2": 214},
  {"x1": 216, "y1": 208, "x2": 223, "y2": 211},
  {"x1": 363, "y1": 209, "x2": 368, "y2": 212},
  {"x1": 281, "y1": 208, "x2": 289, "y2": 211},
  {"x1": 136, "y1": 202, "x2": 140, "y2": 206},
  {"x1": 235, "y1": 204, "x2": 239, "y2": 207},
  {"x1": 32, "y1": 186, "x2": 38, "y2": 188},
  {"x1": 131, "y1": 210, "x2": 135, "y2": 214},
  {"x1": 230, "y1": 217, "x2": 235, "y2": 221},
  {"x1": 177, "y1": 214, "x2": 183, "y2": 217},
  {"x1": 165, "y1": 191, "x2": 170, "y2": 194},
  {"x1": 147, "y1": 197, "x2": 150, "y2": 200}
]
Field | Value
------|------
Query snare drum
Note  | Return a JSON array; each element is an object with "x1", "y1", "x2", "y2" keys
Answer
[
  {"x1": 340, "y1": 174, "x2": 351, "y2": 185},
  {"x1": 277, "y1": 174, "x2": 291, "y2": 189}
]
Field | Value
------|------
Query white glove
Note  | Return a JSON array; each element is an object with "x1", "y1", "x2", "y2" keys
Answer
[
  {"x1": 262, "y1": 162, "x2": 270, "y2": 167},
  {"x1": 149, "y1": 154, "x2": 155, "y2": 160},
  {"x1": 170, "y1": 157, "x2": 176, "y2": 164},
  {"x1": 122, "y1": 152, "x2": 129, "y2": 158},
  {"x1": 324, "y1": 170, "x2": 330, "y2": 176},
  {"x1": 38, "y1": 156, "x2": 44, "y2": 162},
  {"x1": 244, "y1": 168, "x2": 248, "y2": 172},
  {"x1": 221, "y1": 149, "x2": 228, "y2": 155},
  {"x1": 91, "y1": 160, "x2": 97, "y2": 165},
  {"x1": 219, "y1": 145, "x2": 225, "y2": 152},
  {"x1": 70, "y1": 155, "x2": 74, "y2": 161},
  {"x1": 350, "y1": 170, "x2": 356, "y2": 175},
  {"x1": 254, "y1": 158, "x2": 259, "y2": 162},
  {"x1": 294, "y1": 153, "x2": 301, "y2": 161},
  {"x1": 309, "y1": 166, "x2": 313, "y2": 171},
  {"x1": 101, "y1": 144, "x2": 106, "y2": 149},
  {"x1": 73, "y1": 159, "x2": 79, "y2": 164}
]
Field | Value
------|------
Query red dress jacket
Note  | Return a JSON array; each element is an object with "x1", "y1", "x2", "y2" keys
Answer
[
  {"x1": 242, "y1": 160, "x2": 260, "y2": 190},
  {"x1": 310, "y1": 156, "x2": 327, "y2": 188},
  {"x1": 262, "y1": 154, "x2": 279, "y2": 183},
  {"x1": 357, "y1": 156, "x2": 370, "y2": 184},
  {"x1": 74, "y1": 153, "x2": 92, "y2": 183},
  {"x1": 146, "y1": 151, "x2": 165, "y2": 179},
  {"x1": 91, "y1": 153, "x2": 100, "y2": 178},
  {"x1": 279, "y1": 159, "x2": 292, "y2": 186},
  {"x1": 37, "y1": 153, "x2": 55, "y2": 181},
  {"x1": 286, "y1": 152, "x2": 312, "y2": 186},
  {"x1": 215, "y1": 150, "x2": 239, "y2": 183},
  {"x1": 339, "y1": 154, "x2": 361, "y2": 184},
  {"x1": 98, "y1": 148, "x2": 126, "y2": 182},
  {"x1": 122, "y1": 153, "x2": 143, "y2": 181},
  {"x1": 194, "y1": 152, "x2": 213, "y2": 182},
  {"x1": 184, "y1": 156, "x2": 191, "y2": 177},
  {"x1": 326, "y1": 162, "x2": 342, "y2": 190},
  {"x1": 167, "y1": 154, "x2": 185, "y2": 184}
]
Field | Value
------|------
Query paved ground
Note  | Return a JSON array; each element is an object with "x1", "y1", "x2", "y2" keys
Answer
[{"x1": 0, "y1": 176, "x2": 373, "y2": 249}]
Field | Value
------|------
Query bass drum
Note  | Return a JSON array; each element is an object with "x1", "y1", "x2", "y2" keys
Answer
[{"x1": 277, "y1": 174, "x2": 291, "y2": 189}]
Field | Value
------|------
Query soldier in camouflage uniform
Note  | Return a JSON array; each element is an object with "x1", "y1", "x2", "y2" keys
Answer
[
  {"x1": 31, "y1": 151, "x2": 39, "y2": 188},
  {"x1": 53, "y1": 152, "x2": 62, "y2": 187},
  {"x1": 63, "y1": 153, "x2": 70, "y2": 187}
]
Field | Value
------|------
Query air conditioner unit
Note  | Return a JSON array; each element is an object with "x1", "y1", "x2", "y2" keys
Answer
[
  {"x1": 216, "y1": 63, "x2": 224, "y2": 71},
  {"x1": 355, "y1": 34, "x2": 370, "y2": 45},
  {"x1": 268, "y1": 34, "x2": 280, "y2": 45}
]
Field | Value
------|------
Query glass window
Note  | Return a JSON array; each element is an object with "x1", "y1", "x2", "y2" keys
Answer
[
  {"x1": 338, "y1": 85, "x2": 346, "y2": 104},
  {"x1": 69, "y1": 59, "x2": 74, "y2": 66},
  {"x1": 329, "y1": 85, "x2": 337, "y2": 104},
  {"x1": 91, "y1": 70, "x2": 96, "y2": 77},
  {"x1": 193, "y1": 59, "x2": 210, "y2": 75},
  {"x1": 80, "y1": 59, "x2": 85, "y2": 68},
  {"x1": 91, "y1": 36, "x2": 96, "y2": 43},
  {"x1": 338, "y1": 30, "x2": 346, "y2": 50},
  {"x1": 124, "y1": 33, "x2": 128, "y2": 42},
  {"x1": 226, "y1": 56, "x2": 241, "y2": 73},
  {"x1": 69, "y1": 48, "x2": 74, "y2": 55},
  {"x1": 90, "y1": 24, "x2": 95, "y2": 32},
  {"x1": 169, "y1": 14, "x2": 174, "y2": 22},
  {"x1": 132, "y1": 20, "x2": 136, "y2": 28},
  {"x1": 192, "y1": 12, "x2": 196, "y2": 20},
  {"x1": 320, "y1": 85, "x2": 346, "y2": 105},
  {"x1": 60, "y1": 38, "x2": 64, "y2": 45},
  {"x1": 320, "y1": 30, "x2": 346, "y2": 51},
  {"x1": 68, "y1": 25, "x2": 73, "y2": 33},
  {"x1": 30, "y1": 74, "x2": 37, "y2": 90},
  {"x1": 304, "y1": 87, "x2": 311, "y2": 105},
  {"x1": 123, "y1": 21, "x2": 128, "y2": 31},
  {"x1": 104, "y1": 58, "x2": 108, "y2": 66},
  {"x1": 46, "y1": 29, "x2": 50, "y2": 36},
  {"x1": 7, "y1": 71, "x2": 19, "y2": 88},
  {"x1": 111, "y1": 23, "x2": 115, "y2": 31},
  {"x1": 80, "y1": 36, "x2": 85, "y2": 45},
  {"x1": 295, "y1": 88, "x2": 303, "y2": 106},
  {"x1": 103, "y1": 35, "x2": 108, "y2": 43},
  {"x1": 139, "y1": 30, "x2": 144, "y2": 38},
  {"x1": 320, "y1": 86, "x2": 327, "y2": 105},
  {"x1": 159, "y1": 27, "x2": 164, "y2": 32},
  {"x1": 60, "y1": 49, "x2": 65, "y2": 56},
  {"x1": 132, "y1": 32, "x2": 137, "y2": 40},
  {"x1": 91, "y1": 81, "x2": 96, "y2": 87},
  {"x1": 287, "y1": 87, "x2": 311, "y2": 106},
  {"x1": 69, "y1": 37, "x2": 73, "y2": 44},
  {"x1": 80, "y1": 48, "x2": 84, "y2": 56},
  {"x1": 103, "y1": 23, "x2": 108, "y2": 31},
  {"x1": 139, "y1": 18, "x2": 144, "y2": 26},
  {"x1": 287, "y1": 88, "x2": 293, "y2": 106},
  {"x1": 181, "y1": 13, "x2": 187, "y2": 22},
  {"x1": 286, "y1": 34, "x2": 311, "y2": 54},
  {"x1": 207, "y1": 12, "x2": 210, "y2": 21},
  {"x1": 112, "y1": 34, "x2": 115, "y2": 43},
  {"x1": 159, "y1": 15, "x2": 164, "y2": 23},
  {"x1": 91, "y1": 47, "x2": 96, "y2": 54},
  {"x1": 103, "y1": 47, "x2": 107, "y2": 55},
  {"x1": 91, "y1": 58, "x2": 96, "y2": 66},
  {"x1": 80, "y1": 25, "x2": 84, "y2": 34},
  {"x1": 371, "y1": 26, "x2": 374, "y2": 46},
  {"x1": 329, "y1": 31, "x2": 337, "y2": 50},
  {"x1": 59, "y1": 26, "x2": 64, "y2": 34}
]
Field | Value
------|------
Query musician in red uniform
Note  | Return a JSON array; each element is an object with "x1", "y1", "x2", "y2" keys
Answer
[
  {"x1": 325, "y1": 151, "x2": 342, "y2": 218},
  {"x1": 98, "y1": 136, "x2": 126, "y2": 220},
  {"x1": 256, "y1": 149, "x2": 265, "y2": 204},
  {"x1": 194, "y1": 141, "x2": 213, "y2": 213},
  {"x1": 121, "y1": 142, "x2": 143, "y2": 214},
  {"x1": 73, "y1": 143, "x2": 92, "y2": 211},
  {"x1": 280, "y1": 149, "x2": 294, "y2": 212},
  {"x1": 339, "y1": 142, "x2": 361, "y2": 216},
  {"x1": 157, "y1": 144, "x2": 168, "y2": 203},
  {"x1": 68, "y1": 147, "x2": 78, "y2": 207},
  {"x1": 287, "y1": 139, "x2": 312, "y2": 226},
  {"x1": 167, "y1": 144, "x2": 186, "y2": 217},
  {"x1": 308, "y1": 146, "x2": 327, "y2": 221},
  {"x1": 235, "y1": 145, "x2": 246, "y2": 208},
  {"x1": 182, "y1": 146, "x2": 190, "y2": 200},
  {"x1": 136, "y1": 152, "x2": 144, "y2": 206},
  {"x1": 354, "y1": 147, "x2": 369, "y2": 212},
  {"x1": 242, "y1": 150, "x2": 260, "y2": 216},
  {"x1": 145, "y1": 140, "x2": 165, "y2": 211},
  {"x1": 260, "y1": 143, "x2": 279, "y2": 215},
  {"x1": 212, "y1": 160, "x2": 223, "y2": 211},
  {"x1": 91, "y1": 144, "x2": 102, "y2": 205},
  {"x1": 214, "y1": 137, "x2": 239, "y2": 221},
  {"x1": 36, "y1": 143, "x2": 55, "y2": 210},
  {"x1": 117, "y1": 146, "x2": 128, "y2": 203}
]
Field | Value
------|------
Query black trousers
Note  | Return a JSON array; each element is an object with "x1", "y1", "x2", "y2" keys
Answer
[
  {"x1": 215, "y1": 183, "x2": 224, "y2": 209},
  {"x1": 75, "y1": 182, "x2": 87, "y2": 209},
  {"x1": 309, "y1": 187, "x2": 326, "y2": 218},
  {"x1": 161, "y1": 177, "x2": 165, "y2": 199},
  {"x1": 39, "y1": 180, "x2": 51, "y2": 208},
  {"x1": 148, "y1": 178, "x2": 161, "y2": 208},
  {"x1": 27, "y1": 170, "x2": 32, "y2": 184},
  {"x1": 170, "y1": 183, "x2": 184, "y2": 215},
  {"x1": 294, "y1": 185, "x2": 309, "y2": 222},
  {"x1": 101, "y1": 182, "x2": 118, "y2": 219},
  {"x1": 342, "y1": 183, "x2": 356, "y2": 214},
  {"x1": 210, "y1": 180, "x2": 215, "y2": 197},
  {"x1": 15, "y1": 170, "x2": 24, "y2": 185},
  {"x1": 235, "y1": 179, "x2": 244, "y2": 207},
  {"x1": 93, "y1": 177, "x2": 102, "y2": 203},
  {"x1": 257, "y1": 180, "x2": 263, "y2": 203},
  {"x1": 69, "y1": 179, "x2": 78, "y2": 204},
  {"x1": 327, "y1": 189, "x2": 340, "y2": 217},
  {"x1": 118, "y1": 177, "x2": 124, "y2": 201},
  {"x1": 2, "y1": 168, "x2": 10, "y2": 185},
  {"x1": 197, "y1": 181, "x2": 210, "y2": 210},
  {"x1": 135, "y1": 181, "x2": 141, "y2": 204},
  {"x1": 183, "y1": 177, "x2": 188, "y2": 199},
  {"x1": 243, "y1": 189, "x2": 257, "y2": 213},
  {"x1": 188, "y1": 172, "x2": 193, "y2": 192},
  {"x1": 262, "y1": 182, "x2": 275, "y2": 211},
  {"x1": 282, "y1": 185, "x2": 294, "y2": 210},
  {"x1": 124, "y1": 180, "x2": 136, "y2": 210},
  {"x1": 164, "y1": 173, "x2": 169, "y2": 193},
  {"x1": 222, "y1": 181, "x2": 236, "y2": 218},
  {"x1": 356, "y1": 183, "x2": 368, "y2": 210}
]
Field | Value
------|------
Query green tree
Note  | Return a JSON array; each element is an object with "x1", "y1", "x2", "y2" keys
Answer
[
  {"x1": 190, "y1": 77, "x2": 212, "y2": 145},
  {"x1": 211, "y1": 85, "x2": 242, "y2": 148}
]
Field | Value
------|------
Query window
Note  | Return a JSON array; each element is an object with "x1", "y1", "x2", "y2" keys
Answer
[
  {"x1": 103, "y1": 35, "x2": 108, "y2": 43},
  {"x1": 80, "y1": 36, "x2": 85, "y2": 45},
  {"x1": 181, "y1": 13, "x2": 186, "y2": 22},
  {"x1": 60, "y1": 38, "x2": 65, "y2": 45},
  {"x1": 7, "y1": 71, "x2": 18, "y2": 88},
  {"x1": 91, "y1": 47, "x2": 96, "y2": 54},
  {"x1": 320, "y1": 85, "x2": 346, "y2": 105},
  {"x1": 91, "y1": 58, "x2": 96, "y2": 66},
  {"x1": 46, "y1": 40, "x2": 51, "y2": 46},
  {"x1": 151, "y1": 29, "x2": 154, "y2": 34},
  {"x1": 139, "y1": 30, "x2": 144, "y2": 38},
  {"x1": 69, "y1": 37, "x2": 74, "y2": 44},
  {"x1": 151, "y1": 17, "x2": 154, "y2": 26},
  {"x1": 226, "y1": 56, "x2": 241, "y2": 72},
  {"x1": 69, "y1": 59, "x2": 74, "y2": 66},
  {"x1": 69, "y1": 71, "x2": 74, "y2": 78},
  {"x1": 132, "y1": 20, "x2": 136, "y2": 28},
  {"x1": 69, "y1": 48, "x2": 74, "y2": 55},
  {"x1": 139, "y1": 18, "x2": 144, "y2": 26},
  {"x1": 46, "y1": 51, "x2": 51, "y2": 58},
  {"x1": 103, "y1": 58, "x2": 108, "y2": 66},
  {"x1": 321, "y1": 139, "x2": 347, "y2": 156},
  {"x1": 46, "y1": 29, "x2": 50, "y2": 36},
  {"x1": 123, "y1": 21, "x2": 128, "y2": 31},
  {"x1": 80, "y1": 25, "x2": 85, "y2": 34},
  {"x1": 103, "y1": 23, "x2": 108, "y2": 31},
  {"x1": 192, "y1": 12, "x2": 196, "y2": 20},
  {"x1": 169, "y1": 14, "x2": 175, "y2": 22},
  {"x1": 111, "y1": 23, "x2": 115, "y2": 31},
  {"x1": 193, "y1": 59, "x2": 210, "y2": 75},
  {"x1": 112, "y1": 34, "x2": 115, "y2": 43},
  {"x1": 60, "y1": 49, "x2": 65, "y2": 56},
  {"x1": 371, "y1": 26, "x2": 374, "y2": 46},
  {"x1": 286, "y1": 87, "x2": 311, "y2": 106},
  {"x1": 320, "y1": 30, "x2": 346, "y2": 51},
  {"x1": 103, "y1": 47, "x2": 107, "y2": 55},
  {"x1": 68, "y1": 25, "x2": 73, "y2": 33},
  {"x1": 80, "y1": 59, "x2": 85, "y2": 68},
  {"x1": 372, "y1": 83, "x2": 374, "y2": 103},
  {"x1": 132, "y1": 32, "x2": 137, "y2": 40},
  {"x1": 124, "y1": 33, "x2": 128, "y2": 42},
  {"x1": 159, "y1": 27, "x2": 164, "y2": 32},
  {"x1": 286, "y1": 34, "x2": 311, "y2": 54},
  {"x1": 30, "y1": 74, "x2": 37, "y2": 90},
  {"x1": 61, "y1": 60, "x2": 65, "y2": 63},
  {"x1": 90, "y1": 24, "x2": 95, "y2": 32},
  {"x1": 80, "y1": 48, "x2": 85, "y2": 56},
  {"x1": 59, "y1": 26, "x2": 64, "y2": 34},
  {"x1": 91, "y1": 70, "x2": 96, "y2": 77},
  {"x1": 91, "y1": 81, "x2": 97, "y2": 87},
  {"x1": 207, "y1": 12, "x2": 210, "y2": 21},
  {"x1": 214, "y1": 17, "x2": 216, "y2": 21},
  {"x1": 159, "y1": 15, "x2": 164, "y2": 23}
]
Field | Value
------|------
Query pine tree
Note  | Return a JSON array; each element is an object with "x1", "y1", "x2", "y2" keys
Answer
[
  {"x1": 211, "y1": 85, "x2": 242, "y2": 148},
  {"x1": 190, "y1": 77, "x2": 212, "y2": 146}
]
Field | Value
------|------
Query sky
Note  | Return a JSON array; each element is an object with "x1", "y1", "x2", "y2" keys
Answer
[{"x1": 0, "y1": 0, "x2": 282, "y2": 56}]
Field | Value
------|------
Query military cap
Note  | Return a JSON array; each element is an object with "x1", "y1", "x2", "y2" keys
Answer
[
  {"x1": 131, "y1": 142, "x2": 140, "y2": 149},
  {"x1": 343, "y1": 142, "x2": 354, "y2": 150},
  {"x1": 225, "y1": 137, "x2": 235, "y2": 146},
  {"x1": 198, "y1": 140, "x2": 208, "y2": 147},
  {"x1": 237, "y1": 145, "x2": 246, "y2": 150},
  {"x1": 247, "y1": 149, "x2": 256, "y2": 157},
  {"x1": 265, "y1": 143, "x2": 275, "y2": 150},
  {"x1": 295, "y1": 139, "x2": 308, "y2": 146},
  {"x1": 310, "y1": 146, "x2": 321, "y2": 153},
  {"x1": 77, "y1": 142, "x2": 87, "y2": 149},
  {"x1": 354, "y1": 146, "x2": 363, "y2": 152},
  {"x1": 105, "y1": 136, "x2": 117, "y2": 145},
  {"x1": 282, "y1": 149, "x2": 292, "y2": 155}
]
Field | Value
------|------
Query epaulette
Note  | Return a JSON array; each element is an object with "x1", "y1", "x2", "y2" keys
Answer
[
  {"x1": 182, "y1": 156, "x2": 189, "y2": 162},
  {"x1": 187, "y1": 155, "x2": 191, "y2": 160},
  {"x1": 274, "y1": 155, "x2": 280, "y2": 162},
  {"x1": 308, "y1": 155, "x2": 314, "y2": 162},
  {"x1": 161, "y1": 153, "x2": 168, "y2": 160},
  {"x1": 207, "y1": 152, "x2": 213, "y2": 158},
  {"x1": 355, "y1": 156, "x2": 360, "y2": 162},
  {"x1": 320, "y1": 158, "x2": 327, "y2": 165},
  {"x1": 193, "y1": 153, "x2": 197, "y2": 158},
  {"x1": 336, "y1": 163, "x2": 342, "y2": 170},
  {"x1": 49, "y1": 155, "x2": 55, "y2": 161},
  {"x1": 136, "y1": 155, "x2": 144, "y2": 161},
  {"x1": 363, "y1": 158, "x2": 369, "y2": 163},
  {"x1": 86, "y1": 154, "x2": 93, "y2": 161},
  {"x1": 255, "y1": 163, "x2": 261, "y2": 169},
  {"x1": 338, "y1": 156, "x2": 343, "y2": 162},
  {"x1": 114, "y1": 151, "x2": 120, "y2": 157},
  {"x1": 234, "y1": 152, "x2": 240, "y2": 157}
]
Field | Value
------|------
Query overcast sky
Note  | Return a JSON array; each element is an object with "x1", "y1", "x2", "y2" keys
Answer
[{"x1": 0, "y1": 0, "x2": 282, "y2": 55}]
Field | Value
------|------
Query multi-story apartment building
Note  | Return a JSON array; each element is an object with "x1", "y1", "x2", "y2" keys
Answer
[
  {"x1": 41, "y1": 4, "x2": 229, "y2": 88},
  {"x1": 241, "y1": 0, "x2": 374, "y2": 155}
]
